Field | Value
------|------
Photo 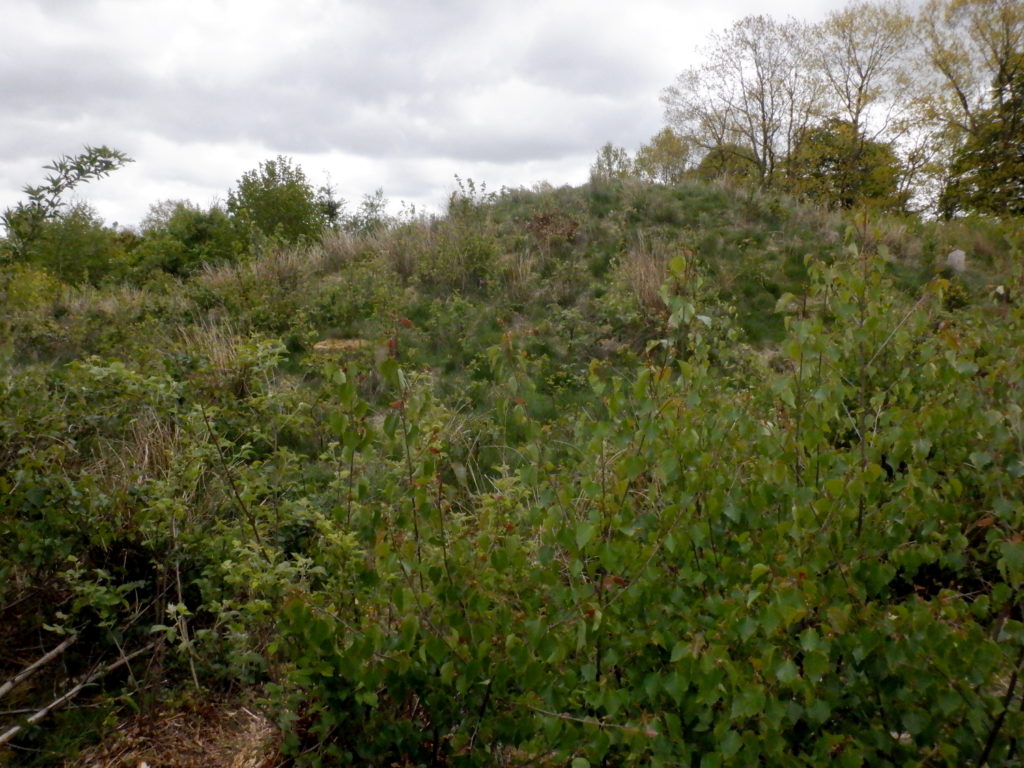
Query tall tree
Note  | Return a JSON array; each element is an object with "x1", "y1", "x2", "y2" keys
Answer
[
  {"x1": 694, "y1": 143, "x2": 761, "y2": 183},
  {"x1": 916, "y1": 0, "x2": 1024, "y2": 213},
  {"x1": 812, "y1": 1, "x2": 914, "y2": 145},
  {"x1": 634, "y1": 128, "x2": 691, "y2": 185},
  {"x1": 662, "y1": 15, "x2": 821, "y2": 186},
  {"x1": 589, "y1": 142, "x2": 635, "y2": 183},
  {"x1": 916, "y1": 0, "x2": 1024, "y2": 136},
  {"x1": 785, "y1": 119, "x2": 910, "y2": 211},
  {"x1": 940, "y1": 54, "x2": 1024, "y2": 216}
]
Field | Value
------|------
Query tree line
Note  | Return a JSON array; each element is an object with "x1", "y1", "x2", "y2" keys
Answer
[
  {"x1": 605, "y1": 0, "x2": 1022, "y2": 217},
  {"x1": 1, "y1": 0, "x2": 1019, "y2": 289},
  {"x1": 0, "y1": 149, "x2": 388, "y2": 286}
]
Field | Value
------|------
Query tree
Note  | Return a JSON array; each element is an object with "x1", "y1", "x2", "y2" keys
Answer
[
  {"x1": 317, "y1": 182, "x2": 346, "y2": 229},
  {"x1": 940, "y1": 54, "x2": 1024, "y2": 216},
  {"x1": 226, "y1": 155, "x2": 325, "y2": 243},
  {"x1": 12, "y1": 202, "x2": 130, "y2": 285},
  {"x1": 634, "y1": 128, "x2": 690, "y2": 184},
  {"x1": 1, "y1": 145, "x2": 132, "y2": 262},
  {"x1": 916, "y1": 0, "x2": 1024, "y2": 136},
  {"x1": 345, "y1": 188, "x2": 391, "y2": 235},
  {"x1": 589, "y1": 142, "x2": 635, "y2": 183},
  {"x1": 812, "y1": 2, "x2": 913, "y2": 145},
  {"x1": 693, "y1": 142, "x2": 761, "y2": 182},
  {"x1": 785, "y1": 119, "x2": 909, "y2": 211},
  {"x1": 663, "y1": 15, "x2": 822, "y2": 186},
  {"x1": 916, "y1": 0, "x2": 1024, "y2": 213}
]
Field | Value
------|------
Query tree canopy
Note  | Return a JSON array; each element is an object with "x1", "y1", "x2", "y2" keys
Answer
[
  {"x1": 661, "y1": 0, "x2": 1022, "y2": 216},
  {"x1": 940, "y1": 52, "x2": 1024, "y2": 216},
  {"x1": 1, "y1": 145, "x2": 132, "y2": 265},
  {"x1": 226, "y1": 155, "x2": 326, "y2": 243},
  {"x1": 634, "y1": 128, "x2": 691, "y2": 184},
  {"x1": 785, "y1": 119, "x2": 909, "y2": 211}
]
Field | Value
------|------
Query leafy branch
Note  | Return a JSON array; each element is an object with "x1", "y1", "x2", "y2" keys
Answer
[{"x1": 1, "y1": 145, "x2": 132, "y2": 260}]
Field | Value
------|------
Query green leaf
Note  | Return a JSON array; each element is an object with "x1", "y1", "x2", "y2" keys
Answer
[
  {"x1": 969, "y1": 451, "x2": 992, "y2": 469},
  {"x1": 807, "y1": 698, "x2": 831, "y2": 725},
  {"x1": 774, "y1": 292, "x2": 797, "y2": 313},
  {"x1": 670, "y1": 641, "x2": 687, "y2": 663},
  {"x1": 575, "y1": 522, "x2": 597, "y2": 550},
  {"x1": 803, "y1": 651, "x2": 829, "y2": 682},
  {"x1": 775, "y1": 658, "x2": 800, "y2": 684},
  {"x1": 999, "y1": 540, "x2": 1024, "y2": 587},
  {"x1": 667, "y1": 255, "x2": 687, "y2": 277},
  {"x1": 824, "y1": 476, "x2": 845, "y2": 498},
  {"x1": 379, "y1": 357, "x2": 401, "y2": 389}
]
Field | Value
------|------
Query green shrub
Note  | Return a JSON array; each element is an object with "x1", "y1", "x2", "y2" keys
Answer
[
  {"x1": 134, "y1": 200, "x2": 244, "y2": 276},
  {"x1": 227, "y1": 156, "x2": 326, "y2": 244},
  {"x1": 13, "y1": 202, "x2": 131, "y2": 285}
]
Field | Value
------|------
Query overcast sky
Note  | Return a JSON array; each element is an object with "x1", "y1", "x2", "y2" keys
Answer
[{"x1": 1, "y1": 0, "x2": 845, "y2": 229}]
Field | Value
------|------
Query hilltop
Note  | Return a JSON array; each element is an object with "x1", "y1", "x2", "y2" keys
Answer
[{"x1": 2, "y1": 175, "x2": 1023, "y2": 766}]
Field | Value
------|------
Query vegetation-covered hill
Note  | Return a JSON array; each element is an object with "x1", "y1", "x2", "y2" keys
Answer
[{"x1": 2, "y1": 173, "x2": 1023, "y2": 766}]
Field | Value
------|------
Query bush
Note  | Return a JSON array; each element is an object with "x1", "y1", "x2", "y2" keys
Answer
[
  {"x1": 227, "y1": 156, "x2": 326, "y2": 244},
  {"x1": 134, "y1": 200, "x2": 244, "y2": 276},
  {"x1": 13, "y1": 202, "x2": 131, "y2": 285}
]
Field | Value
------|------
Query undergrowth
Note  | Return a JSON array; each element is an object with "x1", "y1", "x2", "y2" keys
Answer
[{"x1": 2, "y1": 179, "x2": 1022, "y2": 766}]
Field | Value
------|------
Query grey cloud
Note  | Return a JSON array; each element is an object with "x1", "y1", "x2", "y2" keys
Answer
[
  {"x1": 515, "y1": 29, "x2": 659, "y2": 98},
  {"x1": 2, "y1": 0, "x2": 738, "y2": 226},
  {"x1": 3, "y1": 0, "x2": 655, "y2": 166}
]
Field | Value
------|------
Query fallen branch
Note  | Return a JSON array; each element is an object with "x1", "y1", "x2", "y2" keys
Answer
[
  {"x1": 0, "y1": 635, "x2": 77, "y2": 700},
  {"x1": 0, "y1": 640, "x2": 160, "y2": 747}
]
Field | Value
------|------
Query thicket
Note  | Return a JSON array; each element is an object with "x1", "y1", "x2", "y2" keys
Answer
[{"x1": 1, "y1": 172, "x2": 1023, "y2": 767}]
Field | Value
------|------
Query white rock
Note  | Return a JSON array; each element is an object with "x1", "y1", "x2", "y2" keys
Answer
[{"x1": 946, "y1": 249, "x2": 967, "y2": 273}]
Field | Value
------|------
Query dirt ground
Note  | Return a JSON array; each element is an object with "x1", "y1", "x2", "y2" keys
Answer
[{"x1": 64, "y1": 695, "x2": 281, "y2": 768}]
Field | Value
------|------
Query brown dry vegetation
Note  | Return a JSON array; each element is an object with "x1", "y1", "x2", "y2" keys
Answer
[{"x1": 64, "y1": 695, "x2": 279, "y2": 768}]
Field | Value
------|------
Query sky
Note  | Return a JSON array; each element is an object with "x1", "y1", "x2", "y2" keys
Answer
[{"x1": 1, "y1": 0, "x2": 845, "y2": 229}]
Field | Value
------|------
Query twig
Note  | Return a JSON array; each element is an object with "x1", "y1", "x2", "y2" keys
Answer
[
  {"x1": 866, "y1": 293, "x2": 929, "y2": 369},
  {"x1": 0, "y1": 635, "x2": 77, "y2": 700},
  {"x1": 0, "y1": 640, "x2": 161, "y2": 746},
  {"x1": 978, "y1": 642, "x2": 1024, "y2": 767},
  {"x1": 520, "y1": 701, "x2": 658, "y2": 737},
  {"x1": 198, "y1": 404, "x2": 272, "y2": 563}
]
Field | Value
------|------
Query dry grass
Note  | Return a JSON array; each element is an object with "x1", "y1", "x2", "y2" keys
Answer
[
  {"x1": 311, "y1": 338, "x2": 371, "y2": 354},
  {"x1": 320, "y1": 230, "x2": 363, "y2": 272},
  {"x1": 617, "y1": 247, "x2": 672, "y2": 312},
  {"x1": 197, "y1": 244, "x2": 330, "y2": 295},
  {"x1": 496, "y1": 251, "x2": 538, "y2": 304},
  {"x1": 58, "y1": 284, "x2": 149, "y2": 317},
  {"x1": 178, "y1": 320, "x2": 241, "y2": 375},
  {"x1": 368, "y1": 221, "x2": 434, "y2": 282},
  {"x1": 64, "y1": 695, "x2": 280, "y2": 768},
  {"x1": 81, "y1": 410, "x2": 182, "y2": 496},
  {"x1": 46, "y1": 282, "x2": 189, "y2": 330}
]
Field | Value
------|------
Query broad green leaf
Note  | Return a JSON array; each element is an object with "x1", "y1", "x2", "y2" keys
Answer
[
  {"x1": 750, "y1": 563, "x2": 770, "y2": 583},
  {"x1": 670, "y1": 641, "x2": 687, "y2": 663},
  {"x1": 576, "y1": 522, "x2": 597, "y2": 550},
  {"x1": 775, "y1": 658, "x2": 800, "y2": 684}
]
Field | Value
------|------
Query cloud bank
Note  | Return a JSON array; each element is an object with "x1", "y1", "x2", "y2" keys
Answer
[{"x1": 1, "y1": 0, "x2": 841, "y2": 227}]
